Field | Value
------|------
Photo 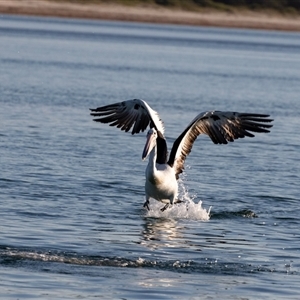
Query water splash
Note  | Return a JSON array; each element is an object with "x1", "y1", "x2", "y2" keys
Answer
[{"x1": 145, "y1": 180, "x2": 211, "y2": 221}]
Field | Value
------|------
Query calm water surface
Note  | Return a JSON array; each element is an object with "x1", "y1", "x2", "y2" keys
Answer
[{"x1": 0, "y1": 15, "x2": 300, "y2": 299}]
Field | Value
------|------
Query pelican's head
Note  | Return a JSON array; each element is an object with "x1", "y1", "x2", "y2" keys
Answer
[{"x1": 142, "y1": 128, "x2": 157, "y2": 161}]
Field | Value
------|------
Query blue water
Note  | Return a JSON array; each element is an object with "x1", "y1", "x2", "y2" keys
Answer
[{"x1": 0, "y1": 14, "x2": 300, "y2": 299}]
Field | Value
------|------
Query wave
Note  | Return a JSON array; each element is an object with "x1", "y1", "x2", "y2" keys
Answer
[
  {"x1": 211, "y1": 209, "x2": 258, "y2": 219},
  {"x1": 0, "y1": 246, "x2": 282, "y2": 276}
]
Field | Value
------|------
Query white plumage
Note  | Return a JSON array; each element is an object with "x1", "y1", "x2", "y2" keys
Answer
[{"x1": 90, "y1": 99, "x2": 273, "y2": 211}]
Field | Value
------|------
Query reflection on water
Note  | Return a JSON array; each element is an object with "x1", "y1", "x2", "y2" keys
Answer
[{"x1": 141, "y1": 217, "x2": 184, "y2": 250}]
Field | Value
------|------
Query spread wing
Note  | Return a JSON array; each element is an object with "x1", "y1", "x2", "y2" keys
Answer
[
  {"x1": 167, "y1": 111, "x2": 273, "y2": 179},
  {"x1": 90, "y1": 99, "x2": 164, "y2": 135}
]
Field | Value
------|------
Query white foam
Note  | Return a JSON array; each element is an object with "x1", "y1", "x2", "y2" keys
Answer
[{"x1": 145, "y1": 180, "x2": 211, "y2": 221}]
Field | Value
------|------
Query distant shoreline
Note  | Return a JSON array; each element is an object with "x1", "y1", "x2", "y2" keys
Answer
[{"x1": 1, "y1": 0, "x2": 300, "y2": 31}]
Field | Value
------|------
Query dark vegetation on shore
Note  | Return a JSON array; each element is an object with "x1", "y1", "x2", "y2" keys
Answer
[{"x1": 52, "y1": 0, "x2": 300, "y2": 14}]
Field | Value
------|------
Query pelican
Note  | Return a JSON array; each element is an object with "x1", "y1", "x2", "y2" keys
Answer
[{"x1": 90, "y1": 99, "x2": 273, "y2": 211}]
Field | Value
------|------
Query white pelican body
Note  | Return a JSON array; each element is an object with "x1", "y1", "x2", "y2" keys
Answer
[
  {"x1": 143, "y1": 137, "x2": 178, "y2": 210},
  {"x1": 145, "y1": 163, "x2": 177, "y2": 208},
  {"x1": 90, "y1": 99, "x2": 273, "y2": 211}
]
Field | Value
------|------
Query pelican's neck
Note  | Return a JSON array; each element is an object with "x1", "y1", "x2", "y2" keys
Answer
[{"x1": 148, "y1": 145, "x2": 157, "y2": 172}]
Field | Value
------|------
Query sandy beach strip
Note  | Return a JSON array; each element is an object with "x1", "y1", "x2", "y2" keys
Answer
[{"x1": 0, "y1": 0, "x2": 300, "y2": 31}]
